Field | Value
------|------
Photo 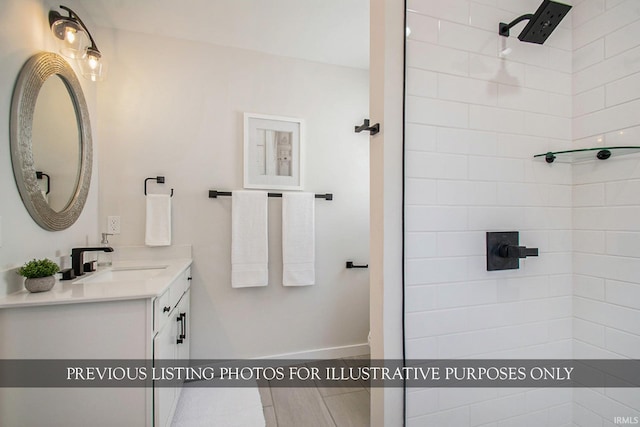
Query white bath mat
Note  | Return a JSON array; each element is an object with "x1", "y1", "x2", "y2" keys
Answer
[{"x1": 171, "y1": 385, "x2": 265, "y2": 427}]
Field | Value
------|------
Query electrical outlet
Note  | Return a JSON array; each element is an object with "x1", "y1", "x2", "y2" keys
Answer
[{"x1": 107, "y1": 216, "x2": 121, "y2": 234}]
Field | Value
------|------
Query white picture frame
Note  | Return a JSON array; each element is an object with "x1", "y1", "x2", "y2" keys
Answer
[{"x1": 243, "y1": 113, "x2": 304, "y2": 191}]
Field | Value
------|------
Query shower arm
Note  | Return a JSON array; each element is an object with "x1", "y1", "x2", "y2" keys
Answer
[{"x1": 499, "y1": 14, "x2": 534, "y2": 37}]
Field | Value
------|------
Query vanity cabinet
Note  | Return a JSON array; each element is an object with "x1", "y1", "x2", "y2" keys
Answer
[{"x1": 0, "y1": 261, "x2": 192, "y2": 427}]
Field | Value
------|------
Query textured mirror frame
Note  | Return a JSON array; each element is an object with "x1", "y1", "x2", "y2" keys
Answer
[{"x1": 10, "y1": 52, "x2": 92, "y2": 231}]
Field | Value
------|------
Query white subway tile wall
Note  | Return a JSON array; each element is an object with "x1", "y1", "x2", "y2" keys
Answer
[
  {"x1": 573, "y1": 101, "x2": 640, "y2": 427},
  {"x1": 405, "y1": 0, "x2": 640, "y2": 425}
]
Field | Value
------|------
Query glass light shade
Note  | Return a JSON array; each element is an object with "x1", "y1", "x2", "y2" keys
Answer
[
  {"x1": 80, "y1": 49, "x2": 107, "y2": 82},
  {"x1": 51, "y1": 19, "x2": 89, "y2": 59}
]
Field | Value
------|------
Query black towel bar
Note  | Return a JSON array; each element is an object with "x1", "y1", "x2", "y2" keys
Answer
[{"x1": 209, "y1": 190, "x2": 332, "y2": 200}]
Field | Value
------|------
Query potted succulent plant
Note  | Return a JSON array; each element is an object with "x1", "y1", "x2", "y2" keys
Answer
[{"x1": 17, "y1": 258, "x2": 60, "y2": 293}]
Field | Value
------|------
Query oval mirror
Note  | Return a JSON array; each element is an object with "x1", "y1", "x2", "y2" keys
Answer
[{"x1": 10, "y1": 52, "x2": 92, "y2": 231}]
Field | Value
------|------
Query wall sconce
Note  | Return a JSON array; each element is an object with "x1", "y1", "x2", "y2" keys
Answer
[{"x1": 49, "y1": 5, "x2": 106, "y2": 81}]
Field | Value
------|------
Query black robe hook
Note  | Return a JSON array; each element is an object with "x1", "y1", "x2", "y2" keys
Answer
[{"x1": 355, "y1": 119, "x2": 380, "y2": 136}]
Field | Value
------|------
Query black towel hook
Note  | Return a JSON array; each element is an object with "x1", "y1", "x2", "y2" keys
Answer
[
  {"x1": 355, "y1": 119, "x2": 380, "y2": 136},
  {"x1": 144, "y1": 176, "x2": 174, "y2": 197}
]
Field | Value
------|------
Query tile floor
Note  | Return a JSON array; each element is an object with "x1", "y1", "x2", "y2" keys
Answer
[{"x1": 258, "y1": 355, "x2": 371, "y2": 427}]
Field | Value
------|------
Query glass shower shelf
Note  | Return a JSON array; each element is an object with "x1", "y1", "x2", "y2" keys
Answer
[{"x1": 534, "y1": 146, "x2": 640, "y2": 164}]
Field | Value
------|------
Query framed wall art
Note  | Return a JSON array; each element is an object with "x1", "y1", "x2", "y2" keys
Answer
[{"x1": 243, "y1": 113, "x2": 304, "y2": 191}]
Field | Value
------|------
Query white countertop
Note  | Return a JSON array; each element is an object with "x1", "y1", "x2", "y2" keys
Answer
[{"x1": 0, "y1": 258, "x2": 192, "y2": 309}]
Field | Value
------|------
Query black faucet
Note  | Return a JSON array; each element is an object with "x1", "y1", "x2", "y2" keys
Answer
[{"x1": 71, "y1": 247, "x2": 114, "y2": 277}]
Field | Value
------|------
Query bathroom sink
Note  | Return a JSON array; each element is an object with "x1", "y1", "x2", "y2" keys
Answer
[{"x1": 76, "y1": 266, "x2": 167, "y2": 284}]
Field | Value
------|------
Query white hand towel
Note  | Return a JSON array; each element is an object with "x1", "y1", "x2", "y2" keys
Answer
[
  {"x1": 282, "y1": 192, "x2": 315, "y2": 286},
  {"x1": 145, "y1": 194, "x2": 172, "y2": 246},
  {"x1": 232, "y1": 191, "x2": 268, "y2": 288}
]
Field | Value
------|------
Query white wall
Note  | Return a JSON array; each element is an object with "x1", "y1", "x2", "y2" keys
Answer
[
  {"x1": 0, "y1": 0, "x2": 99, "y2": 296},
  {"x1": 571, "y1": 1, "x2": 640, "y2": 425},
  {"x1": 404, "y1": 0, "x2": 574, "y2": 425},
  {"x1": 96, "y1": 29, "x2": 370, "y2": 359}
]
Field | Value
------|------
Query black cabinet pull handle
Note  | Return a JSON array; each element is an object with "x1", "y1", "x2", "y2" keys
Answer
[
  {"x1": 176, "y1": 315, "x2": 184, "y2": 344},
  {"x1": 179, "y1": 313, "x2": 186, "y2": 340},
  {"x1": 163, "y1": 306, "x2": 170, "y2": 313}
]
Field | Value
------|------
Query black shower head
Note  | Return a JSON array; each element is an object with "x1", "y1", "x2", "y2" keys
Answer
[
  {"x1": 519, "y1": 0, "x2": 572, "y2": 43},
  {"x1": 499, "y1": 0, "x2": 572, "y2": 45}
]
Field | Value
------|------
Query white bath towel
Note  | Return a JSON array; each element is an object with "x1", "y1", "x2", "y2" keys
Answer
[
  {"x1": 282, "y1": 192, "x2": 315, "y2": 286},
  {"x1": 145, "y1": 194, "x2": 171, "y2": 246},
  {"x1": 232, "y1": 191, "x2": 268, "y2": 287}
]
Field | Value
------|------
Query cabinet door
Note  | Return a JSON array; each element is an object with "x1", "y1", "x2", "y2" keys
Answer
[
  {"x1": 154, "y1": 312, "x2": 177, "y2": 427},
  {"x1": 176, "y1": 289, "x2": 190, "y2": 362},
  {"x1": 153, "y1": 275, "x2": 191, "y2": 427},
  {"x1": 173, "y1": 289, "x2": 190, "y2": 408}
]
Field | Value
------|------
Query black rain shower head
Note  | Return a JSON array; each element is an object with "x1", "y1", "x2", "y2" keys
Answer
[{"x1": 499, "y1": 0, "x2": 572, "y2": 45}]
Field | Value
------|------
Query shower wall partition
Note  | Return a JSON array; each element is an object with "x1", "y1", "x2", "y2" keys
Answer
[{"x1": 403, "y1": 0, "x2": 640, "y2": 425}]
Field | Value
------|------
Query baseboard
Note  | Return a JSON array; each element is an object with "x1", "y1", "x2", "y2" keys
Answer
[{"x1": 256, "y1": 343, "x2": 370, "y2": 360}]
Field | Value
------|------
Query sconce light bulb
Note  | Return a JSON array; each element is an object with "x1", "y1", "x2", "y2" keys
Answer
[
  {"x1": 65, "y1": 27, "x2": 76, "y2": 44},
  {"x1": 88, "y1": 55, "x2": 99, "y2": 70}
]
